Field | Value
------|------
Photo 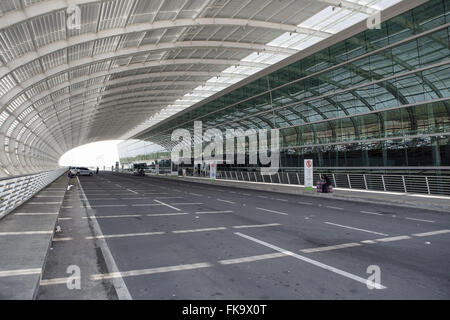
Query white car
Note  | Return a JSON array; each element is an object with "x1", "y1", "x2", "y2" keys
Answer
[{"x1": 76, "y1": 167, "x2": 94, "y2": 176}]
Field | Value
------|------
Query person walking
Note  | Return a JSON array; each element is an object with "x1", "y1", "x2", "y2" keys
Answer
[{"x1": 96, "y1": 167, "x2": 99, "y2": 174}]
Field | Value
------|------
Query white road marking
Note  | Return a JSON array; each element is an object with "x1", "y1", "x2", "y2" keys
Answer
[
  {"x1": 276, "y1": 198, "x2": 289, "y2": 202},
  {"x1": 325, "y1": 222, "x2": 389, "y2": 236},
  {"x1": 405, "y1": 217, "x2": 435, "y2": 223},
  {"x1": 0, "y1": 231, "x2": 53, "y2": 236},
  {"x1": 360, "y1": 211, "x2": 383, "y2": 216},
  {"x1": 154, "y1": 199, "x2": 181, "y2": 211},
  {"x1": 81, "y1": 198, "x2": 117, "y2": 200},
  {"x1": 257, "y1": 196, "x2": 268, "y2": 199},
  {"x1": 235, "y1": 232, "x2": 386, "y2": 289},
  {"x1": 146, "y1": 212, "x2": 189, "y2": 217},
  {"x1": 232, "y1": 223, "x2": 281, "y2": 229},
  {"x1": 131, "y1": 203, "x2": 163, "y2": 207},
  {"x1": 57, "y1": 217, "x2": 72, "y2": 221},
  {"x1": 126, "y1": 189, "x2": 138, "y2": 194},
  {"x1": 189, "y1": 193, "x2": 202, "y2": 196},
  {"x1": 35, "y1": 196, "x2": 61, "y2": 198},
  {"x1": 61, "y1": 206, "x2": 73, "y2": 209},
  {"x1": 15, "y1": 212, "x2": 58, "y2": 216},
  {"x1": 115, "y1": 184, "x2": 122, "y2": 188},
  {"x1": 84, "y1": 214, "x2": 142, "y2": 219},
  {"x1": 219, "y1": 253, "x2": 287, "y2": 265},
  {"x1": 256, "y1": 207, "x2": 289, "y2": 216},
  {"x1": 40, "y1": 277, "x2": 80, "y2": 286},
  {"x1": 170, "y1": 202, "x2": 203, "y2": 205},
  {"x1": 0, "y1": 268, "x2": 42, "y2": 278},
  {"x1": 217, "y1": 199, "x2": 236, "y2": 204},
  {"x1": 82, "y1": 204, "x2": 128, "y2": 208},
  {"x1": 375, "y1": 236, "x2": 411, "y2": 242},
  {"x1": 298, "y1": 201, "x2": 313, "y2": 205},
  {"x1": 91, "y1": 262, "x2": 213, "y2": 280},
  {"x1": 53, "y1": 237, "x2": 73, "y2": 241},
  {"x1": 172, "y1": 227, "x2": 227, "y2": 234},
  {"x1": 300, "y1": 243, "x2": 362, "y2": 253},
  {"x1": 360, "y1": 240, "x2": 377, "y2": 244},
  {"x1": 195, "y1": 211, "x2": 233, "y2": 214},
  {"x1": 86, "y1": 231, "x2": 165, "y2": 240},
  {"x1": 326, "y1": 206, "x2": 344, "y2": 210},
  {"x1": 77, "y1": 176, "x2": 132, "y2": 300},
  {"x1": 412, "y1": 229, "x2": 450, "y2": 237}
]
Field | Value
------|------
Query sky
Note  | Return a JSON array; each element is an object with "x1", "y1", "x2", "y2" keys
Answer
[{"x1": 59, "y1": 140, "x2": 122, "y2": 169}]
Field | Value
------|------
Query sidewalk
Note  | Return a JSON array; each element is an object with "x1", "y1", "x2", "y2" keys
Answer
[
  {"x1": 0, "y1": 175, "x2": 68, "y2": 299},
  {"x1": 148, "y1": 174, "x2": 450, "y2": 213}
]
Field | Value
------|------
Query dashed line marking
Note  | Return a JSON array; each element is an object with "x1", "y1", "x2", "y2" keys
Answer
[
  {"x1": 86, "y1": 231, "x2": 165, "y2": 240},
  {"x1": 15, "y1": 212, "x2": 58, "y2": 216},
  {"x1": 256, "y1": 207, "x2": 289, "y2": 216},
  {"x1": 217, "y1": 199, "x2": 236, "y2": 204},
  {"x1": 232, "y1": 223, "x2": 281, "y2": 229},
  {"x1": 0, "y1": 268, "x2": 42, "y2": 278},
  {"x1": 360, "y1": 211, "x2": 383, "y2": 216},
  {"x1": 301, "y1": 243, "x2": 361, "y2": 253},
  {"x1": 146, "y1": 213, "x2": 189, "y2": 217},
  {"x1": 324, "y1": 222, "x2": 388, "y2": 236},
  {"x1": 412, "y1": 229, "x2": 450, "y2": 237},
  {"x1": 405, "y1": 217, "x2": 435, "y2": 223},
  {"x1": 0, "y1": 231, "x2": 53, "y2": 236},
  {"x1": 172, "y1": 227, "x2": 227, "y2": 234},
  {"x1": 219, "y1": 253, "x2": 286, "y2": 265},
  {"x1": 326, "y1": 206, "x2": 344, "y2": 210},
  {"x1": 375, "y1": 235, "x2": 411, "y2": 242},
  {"x1": 195, "y1": 211, "x2": 233, "y2": 214}
]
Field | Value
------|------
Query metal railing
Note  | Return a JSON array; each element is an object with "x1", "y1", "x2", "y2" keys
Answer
[
  {"x1": 0, "y1": 168, "x2": 67, "y2": 219},
  {"x1": 216, "y1": 170, "x2": 450, "y2": 196}
]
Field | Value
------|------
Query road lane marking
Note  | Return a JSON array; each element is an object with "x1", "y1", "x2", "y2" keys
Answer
[
  {"x1": 300, "y1": 243, "x2": 362, "y2": 253},
  {"x1": 83, "y1": 214, "x2": 142, "y2": 219},
  {"x1": 375, "y1": 236, "x2": 411, "y2": 242},
  {"x1": 131, "y1": 203, "x2": 163, "y2": 207},
  {"x1": 57, "y1": 217, "x2": 72, "y2": 221},
  {"x1": 91, "y1": 262, "x2": 213, "y2": 280},
  {"x1": 405, "y1": 217, "x2": 435, "y2": 223},
  {"x1": 256, "y1": 207, "x2": 288, "y2": 216},
  {"x1": 361, "y1": 240, "x2": 377, "y2": 244},
  {"x1": 146, "y1": 212, "x2": 189, "y2": 217},
  {"x1": 235, "y1": 232, "x2": 386, "y2": 289},
  {"x1": 326, "y1": 206, "x2": 344, "y2": 210},
  {"x1": 40, "y1": 276, "x2": 80, "y2": 286},
  {"x1": 189, "y1": 193, "x2": 202, "y2": 196},
  {"x1": 126, "y1": 189, "x2": 138, "y2": 194},
  {"x1": 15, "y1": 212, "x2": 58, "y2": 215},
  {"x1": 154, "y1": 199, "x2": 181, "y2": 211},
  {"x1": 298, "y1": 201, "x2": 313, "y2": 205},
  {"x1": 257, "y1": 196, "x2": 268, "y2": 199},
  {"x1": 276, "y1": 198, "x2": 289, "y2": 202},
  {"x1": 412, "y1": 229, "x2": 450, "y2": 237},
  {"x1": 360, "y1": 211, "x2": 383, "y2": 216},
  {"x1": 170, "y1": 202, "x2": 203, "y2": 206},
  {"x1": 324, "y1": 222, "x2": 389, "y2": 236},
  {"x1": 217, "y1": 199, "x2": 236, "y2": 204},
  {"x1": 61, "y1": 206, "x2": 73, "y2": 208},
  {"x1": 0, "y1": 268, "x2": 42, "y2": 278},
  {"x1": 82, "y1": 204, "x2": 128, "y2": 208},
  {"x1": 0, "y1": 231, "x2": 53, "y2": 236},
  {"x1": 232, "y1": 223, "x2": 281, "y2": 229},
  {"x1": 53, "y1": 237, "x2": 73, "y2": 241},
  {"x1": 172, "y1": 227, "x2": 227, "y2": 234},
  {"x1": 86, "y1": 231, "x2": 165, "y2": 240},
  {"x1": 195, "y1": 211, "x2": 233, "y2": 214},
  {"x1": 219, "y1": 252, "x2": 287, "y2": 265}
]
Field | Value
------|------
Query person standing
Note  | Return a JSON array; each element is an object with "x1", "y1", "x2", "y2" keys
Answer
[{"x1": 322, "y1": 174, "x2": 331, "y2": 193}]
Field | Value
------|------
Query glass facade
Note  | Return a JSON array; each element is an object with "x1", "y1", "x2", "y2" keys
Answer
[{"x1": 135, "y1": 0, "x2": 450, "y2": 170}]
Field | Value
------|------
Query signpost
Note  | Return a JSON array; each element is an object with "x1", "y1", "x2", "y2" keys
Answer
[
  {"x1": 210, "y1": 161, "x2": 217, "y2": 181},
  {"x1": 304, "y1": 159, "x2": 313, "y2": 191}
]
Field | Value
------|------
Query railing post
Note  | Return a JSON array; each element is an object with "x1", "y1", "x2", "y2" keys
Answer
[
  {"x1": 381, "y1": 175, "x2": 386, "y2": 191},
  {"x1": 363, "y1": 174, "x2": 368, "y2": 190},
  {"x1": 402, "y1": 175, "x2": 407, "y2": 193},
  {"x1": 241, "y1": 172, "x2": 244, "y2": 181},
  {"x1": 347, "y1": 174, "x2": 352, "y2": 189},
  {"x1": 269, "y1": 174, "x2": 273, "y2": 183},
  {"x1": 247, "y1": 172, "x2": 250, "y2": 181},
  {"x1": 332, "y1": 173, "x2": 337, "y2": 187},
  {"x1": 254, "y1": 172, "x2": 257, "y2": 182},
  {"x1": 425, "y1": 176, "x2": 431, "y2": 195},
  {"x1": 286, "y1": 172, "x2": 291, "y2": 185},
  {"x1": 296, "y1": 172, "x2": 300, "y2": 185},
  {"x1": 277, "y1": 172, "x2": 281, "y2": 184}
]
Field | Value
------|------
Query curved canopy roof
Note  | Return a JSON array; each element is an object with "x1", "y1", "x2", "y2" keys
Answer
[{"x1": 0, "y1": 0, "x2": 406, "y2": 176}]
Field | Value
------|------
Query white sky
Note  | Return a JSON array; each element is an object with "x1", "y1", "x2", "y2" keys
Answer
[{"x1": 59, "y1": 140, "x2": 122, "y2": 168}]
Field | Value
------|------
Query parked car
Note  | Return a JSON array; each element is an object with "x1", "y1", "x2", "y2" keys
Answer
[{"x1": 76, "y1": 167, "x2": 94, "y2": 176}]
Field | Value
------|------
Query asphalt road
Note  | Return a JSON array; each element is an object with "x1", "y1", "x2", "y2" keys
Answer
[{"x1": 38, "y1": 172, "x2": 450, "y2": 299}]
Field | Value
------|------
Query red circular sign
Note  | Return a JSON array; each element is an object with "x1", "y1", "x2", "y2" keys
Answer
[{"x1": 306, "y1": 160, "x2": 312, "y2": 168}]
